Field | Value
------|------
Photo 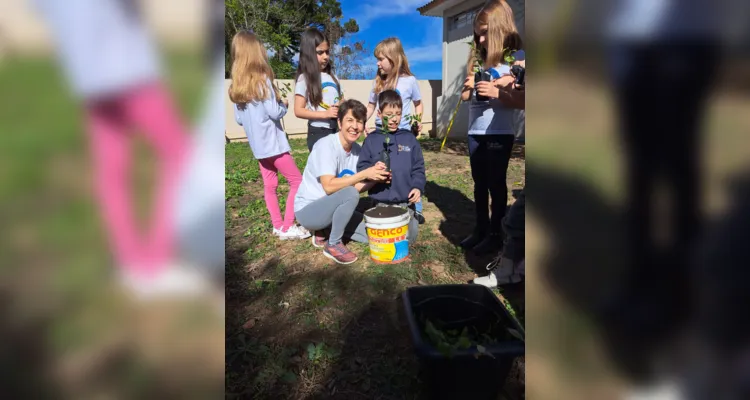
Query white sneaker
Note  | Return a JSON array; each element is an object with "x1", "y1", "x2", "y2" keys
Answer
[
  {"x1": 473, "y1": 272, "x2": 499, "y2": 288},
  {"x1": 474, "y1": 257, "x2": 523, "y2": 288},
  {"x1": 119, "y1": 264, "x2": 212, "y2": 301},
  {"x1": 274, "y1": 225, "x2": 311, "y2": 240},
  {"x1": 293, "y1": 225, "x2": 311, "y2": 238}
]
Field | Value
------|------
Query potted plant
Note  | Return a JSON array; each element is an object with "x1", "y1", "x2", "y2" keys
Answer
[
  {"x1": 406, "y1": 113, "x2": 422, "y2": 136},
  {"x1": 380, "y1": 115, "x2": 392, "y2": 173},
  {"x1": 402, "y1": 284, "x2": 524, "y2": 400}
]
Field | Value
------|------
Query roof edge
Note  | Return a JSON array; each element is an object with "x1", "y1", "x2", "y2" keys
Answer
[{"x1": 417, "y1": 0, "x2": 447, "y2": 15}]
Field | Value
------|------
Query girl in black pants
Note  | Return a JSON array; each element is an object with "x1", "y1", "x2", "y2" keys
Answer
[{"x1": 459, "y1": 0, "x2": 524, "y2": 255}]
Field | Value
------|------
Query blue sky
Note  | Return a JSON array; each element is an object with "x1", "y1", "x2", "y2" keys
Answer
[{"x1": 338, "y1": 0, "x2": 443, "y2": 80}]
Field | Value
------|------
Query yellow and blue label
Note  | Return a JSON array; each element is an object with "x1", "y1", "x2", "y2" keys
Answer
[{"x1": 367, "y1": 224, "x2": 410, "y2": 263}]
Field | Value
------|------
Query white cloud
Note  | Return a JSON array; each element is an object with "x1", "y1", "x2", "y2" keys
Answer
[
  {"x1": 355, "y1": 0, "x2": 428, "y2": 31},
  {"x1": 405, "y1": 43, "x2": 442, "y2": 65}
]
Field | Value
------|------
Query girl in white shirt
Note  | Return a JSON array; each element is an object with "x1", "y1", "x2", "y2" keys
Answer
[
  {"x1": 459, "y1": 0, "x2": 525, "y2": 255},
  {"x1": 293, "y1": 28, "x2": 344, "y2": 151},
  {"x1": 230, "y1": 31, "x2": 309, "y2": 240}
]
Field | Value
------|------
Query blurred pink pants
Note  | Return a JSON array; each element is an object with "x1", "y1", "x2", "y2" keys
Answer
[{"x1": 85, "y1": 83, "x2": 188, "y2": 276}]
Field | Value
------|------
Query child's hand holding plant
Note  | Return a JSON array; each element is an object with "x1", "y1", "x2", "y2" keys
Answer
[
  {"x1": 406, "y1": 113, "x2": 423, "y2": 135},
  {"x1": 475, "y1": 48, "x2": 517, "y2": 100},
  {"x1": 277, "y1": 81, "x2": 292, "y2": 107}
]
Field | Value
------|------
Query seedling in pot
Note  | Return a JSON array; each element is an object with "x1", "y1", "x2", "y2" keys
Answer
[
  {"x1": 406, "y1": 113, "x2": 422, "y2": 136},
  {"x1": 276, "y1": 81, "x2": 293, "y2": 100},
  {"x1": 381, "y1": 116, "x2": 392, "y2": 173}
]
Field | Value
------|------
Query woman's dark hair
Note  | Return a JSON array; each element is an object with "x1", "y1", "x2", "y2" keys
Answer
[
  {"x1": 377, "y1": 90, "x2": 403, "y2": 112},
  {"x1": 337, "y1": 99, "x2": 368, "y2": 123},
  {"x1": 295, "y1": 28, "x2": 341, "y2": 107}
]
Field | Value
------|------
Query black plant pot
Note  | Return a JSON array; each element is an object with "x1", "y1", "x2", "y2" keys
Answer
[
  {"x1": 381, "y1": 143, "x2": 391, "y2": 173},
  {"x1": 411, "y1": 122, "x2": 420, "y2": 136},
  {"x1": 402, "y1": 284, "x2": 524, "y2": 400}
]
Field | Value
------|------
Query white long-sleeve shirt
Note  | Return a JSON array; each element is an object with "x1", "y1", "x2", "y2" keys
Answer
[
  {"x1": 31, "y1": 0, "x2": 161, "y2": 99},
  {"x1": 606, "y1": 0, "x2": 722, "y2": 41},
  {"x1": 233, "y1": 79, "x2": 291, "y2": 160}
]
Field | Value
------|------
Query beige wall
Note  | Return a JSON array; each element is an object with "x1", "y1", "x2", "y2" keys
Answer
[
  {"x1": 0, "y1": 0, "x2": 206, "y2": 55},
  {"x1": 225, "y1": 79, "x2": 443, "y2": 142}
]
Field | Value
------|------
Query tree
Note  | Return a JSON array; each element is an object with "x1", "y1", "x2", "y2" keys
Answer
[{"x1": 224, "y1": 0, "x2": 368, "y2": 79}]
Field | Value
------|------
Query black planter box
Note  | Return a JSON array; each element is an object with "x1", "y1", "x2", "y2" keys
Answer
[{"x1": 402, "y1": 284, "x2": 524, "y2": 400}]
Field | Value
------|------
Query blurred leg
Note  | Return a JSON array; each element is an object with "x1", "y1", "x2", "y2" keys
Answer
[
  {"x1": 123, "y1": 83, "x2": 189, "y2": 273},
  {"x1": 85, "y1": 100, "x2": 139, "y2": 270}
]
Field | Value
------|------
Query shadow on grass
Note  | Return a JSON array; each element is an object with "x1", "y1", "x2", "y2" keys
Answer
[
  {"x1": 225, "y1": 258, "x2": 426, "y2": 399},
  {"x1": 525, "y1": 163, "x2": 750, "y2": 384},
  {"x1": 0, "y1": 291, "x2": 60, "y2": 398}
]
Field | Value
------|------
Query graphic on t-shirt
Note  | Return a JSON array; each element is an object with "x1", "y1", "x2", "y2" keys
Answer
[
  {"x1": 337, "y1": 169, "x2": 355, "y2": 178},
  {"x1": 321, "y1": 82, "x2": 341, "y2": 109}
]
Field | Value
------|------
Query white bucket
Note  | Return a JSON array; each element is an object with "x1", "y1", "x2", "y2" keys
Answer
[{"x1": 364, "y1": 206, "x2": 411, "y2": 264}]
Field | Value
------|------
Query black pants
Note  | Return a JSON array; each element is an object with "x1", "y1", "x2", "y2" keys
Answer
[
  {"x1": 608, "y1": 41, "x2": 720, "y2": 357},
  {"x1": 468, "y1": 134, "x2": 515, "y2": 235},
  {"x1": 502, "y1": 189, "x2": 525, "y2": 262},
  {"x1": 307, "y1": 121, "x2": 338, "y2": 152},
  {"x1": 611, "y1": 41, "x2": 718, "y2": 279}
]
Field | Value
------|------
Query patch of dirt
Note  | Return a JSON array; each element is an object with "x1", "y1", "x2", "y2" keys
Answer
[{"x1": 424, "y1": 261, "x2": 448, "y2": 279}]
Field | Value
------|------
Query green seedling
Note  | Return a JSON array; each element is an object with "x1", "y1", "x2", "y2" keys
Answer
[
  {"x1": 421, "y1": 314, "x2": 523, "y2": 359},
  {"x1": 406, "y1": 113, "x2": 422, "y2": 135},
  {"x1": 277, "y1": 81, "x2": 293, "y2": 99}
]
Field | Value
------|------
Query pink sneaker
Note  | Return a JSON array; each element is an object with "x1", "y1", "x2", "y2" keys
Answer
[
  {"x1": 323, "y1": 242, "x2": 357, "y2": 264},
  {"x1": 311, "y1": 230, "x2": 327, "y2": 248}
]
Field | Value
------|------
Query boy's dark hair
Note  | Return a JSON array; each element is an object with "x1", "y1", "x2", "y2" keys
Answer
[
  {"x1": 337, "y1": 99, "x2": 368, "y2": 123},
  {"x1": 378, "y1": 90, "x2": 403, "y2": 112}
]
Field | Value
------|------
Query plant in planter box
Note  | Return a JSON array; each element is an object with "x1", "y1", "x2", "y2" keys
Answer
[{"x1": 421, "y1": 315, "x2": 523, "y2": 359}]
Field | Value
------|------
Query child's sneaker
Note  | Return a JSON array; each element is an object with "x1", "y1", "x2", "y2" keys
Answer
[
  {"x1": 289, "y1": 225, "x2": 311, "y2": 239},
  {"x1": 274, "y1": 226, "x2": 310, "y2": 240},
  {"x1": 323, "y1": 242, "x2": 358, "y2": 264},
  {"x1": 414, "y1": 210, "x2": 426, "y2": 224},
  {"x1": 473, "y1": 255, "x2": 522, "y2": 288},
  {"x1": 311, "y1": 230, "x2": 327, "y2": 248}
]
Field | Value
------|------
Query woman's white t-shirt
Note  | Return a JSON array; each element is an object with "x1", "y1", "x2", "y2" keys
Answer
[{"x1": 294, "y1": 134, "x2": 361, "y2": 213}]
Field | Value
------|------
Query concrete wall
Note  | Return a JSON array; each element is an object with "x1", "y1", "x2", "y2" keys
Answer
[
  {"x1": 225, "y1": 79, "x2": 443, "y2": 142},
  {"x1": 0, "y1": 0, "x2": 206, "y2": 55}
]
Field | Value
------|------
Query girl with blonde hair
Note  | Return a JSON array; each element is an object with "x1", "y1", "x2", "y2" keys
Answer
[
  {"x1": 230, "y1": 31, "x2": 310, "y2": 241},
  {"x1": 459, "y1": 0, "x2": 525, "y2": 255},
  {"x1": 365, "y1": 37, "x2": 426, "y2": 223}
]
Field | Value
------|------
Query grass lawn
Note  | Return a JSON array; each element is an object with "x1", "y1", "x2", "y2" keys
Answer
[{"x1": 225, "y1": 137, "x2": 526, "y2": 398}]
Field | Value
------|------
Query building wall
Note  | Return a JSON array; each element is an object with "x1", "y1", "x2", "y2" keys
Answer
[
  {"x1": 225, "y1": 79, "x2": 443, "y2": 142},
  {"x1": 435, "y1": 0, "x2": 525, "y2": 139}
]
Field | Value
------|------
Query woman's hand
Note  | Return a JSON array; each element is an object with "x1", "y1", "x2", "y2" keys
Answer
[
  {"x1": 408, "y1": 188, "x2": 421, "y2": 204},
  {"x1": 281, "y1": 98, "x2": 289, "y2": 108},
  {"x1": 364, "y1": 163, "x2": 390, "y2": 182},
  {"x1": 476, "y1": 81, "x2": 500, "y2": 100}
]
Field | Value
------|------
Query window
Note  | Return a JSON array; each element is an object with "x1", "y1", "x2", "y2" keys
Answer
[{"x1": 449, "y1": 7, "x2": 481, "y2": 32}]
